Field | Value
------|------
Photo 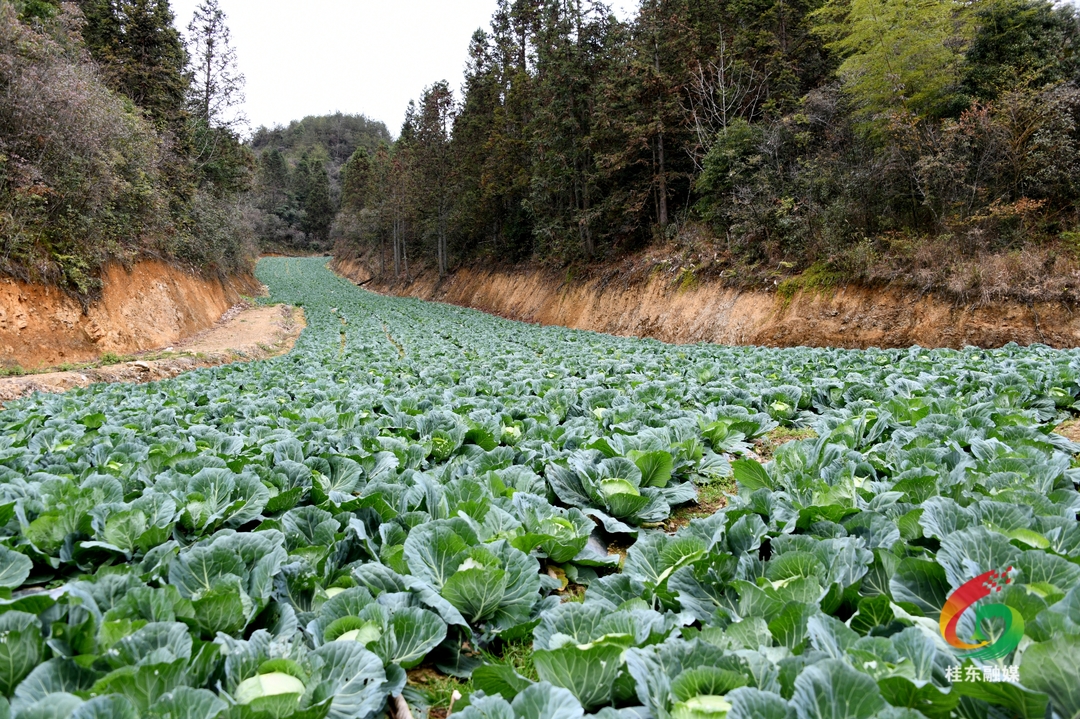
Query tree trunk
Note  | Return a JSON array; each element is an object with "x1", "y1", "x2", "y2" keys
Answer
[
  {"x1": 583, "y1": 175, "x2": 593, "y2": 257},
  {"x1": 654, "y1": 38, "x2": 668, "y2": 229},
  {"x1": 392, "y1": 213, "x2": 400, "y2": 278},
  {"x1": 202, "y1": 32, "x2": 214, "y2": 122},
  {"x1": 437, "y1": 231, "x2": 444, "y2": 278},
  {"x1": 657, "y1": 131, "x2": 668, "y2": 228},
  {"x1": 440, "y1": 208, "x2": 448, "y2": 277}
]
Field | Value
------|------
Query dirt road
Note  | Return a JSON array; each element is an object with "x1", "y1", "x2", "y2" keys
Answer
[{"x1": 0, "y1": 302, "x2": 304, "y2": 405}]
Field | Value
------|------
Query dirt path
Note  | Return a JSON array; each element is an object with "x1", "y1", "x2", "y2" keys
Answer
[
  {"x1": 0, "y1": 260, "x2": 260, "y2": 371},
  {"x1": 0, "y1": 302, "x2": 304, "y2": 405}
]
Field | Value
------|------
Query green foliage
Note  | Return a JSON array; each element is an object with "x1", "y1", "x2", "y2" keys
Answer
[
  {"x1": 77, "y1": 0, "x2": 188, "y2": 131},
  {"x1": 171, "y1": 186, "x2": 257, "y2": 271},
  {"x1": 0, "y1": 1, "x2": 255, "y2": 294},
  {"x1": 250, "y1": 114, "x2": 391, "y2": 168},
  {"x1": 247, "y1": 114, "x2": 390, "y2": 253},
  {"x1": 294, "y1": 154, "x2": 333, "y2": 243},
  {"x1": 527, "y1": 1, "x2": 612, "y2": 260},
  {"x1": 962, "y1": 0, "x2": 1080, "y2": 101},
  {"x1": 404, "y1": 81, "x2": 457, "y2": 275},
  {"x1": 339, "y1": 148, "x2": 372, "y2": 213},
  {"x1": 812, "y1": 0, "x2": 972, "y2": 122},
  {"x1": 695, "y1": 119, "x2": 762, "y2": 203},
  {"x1": 337, "y1": 0, "x2": 836, "y2": 270},
  {"x1": 776, "y1": 261, "x2": 845, "y2": 300},
  {"x1": 331, "y1": 0, "x2": 1080, "y2": 279},
  {"x1": 0, "y1": 257, "x2": 1078, "y2": 717},
  {"x1": 1, "y1": 3, "x2": 164, "y2": 289},
  {"x1": 690, "y1": 76, "x2": 1080, "y2": 273},
  {"x1": 15, "y1": 0, "x2": 59, "y2": 22},
  {"x1": 188, "y1": 120, "x2": 254, "y2": 194}
]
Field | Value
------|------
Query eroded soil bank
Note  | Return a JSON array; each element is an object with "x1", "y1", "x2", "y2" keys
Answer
[
  {"x1": 0, "y1": 303, "x2": 304, "y2": 404},
  {"x1": 0, "y1": 261, "x2": 262, "y2": 370},
  {"x1": 334, "y1": 257, "x2": 1080, "y2": 349}
]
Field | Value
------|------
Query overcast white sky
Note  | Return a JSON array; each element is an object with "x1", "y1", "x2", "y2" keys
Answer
[{"x1": 170, "y1": 0, "x2": 638, "y2": 137}]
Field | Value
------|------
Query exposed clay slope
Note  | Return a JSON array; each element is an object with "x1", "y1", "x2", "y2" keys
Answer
[
  {"x1": 334, "y1": 257, "x2": 1080, "y2": 349},
  {"x1": 0, "y1": 261, "x2": 261, "y2": 370},
  {"x1": 0, "y1": 303, "x2": 304, "y2": 404}
]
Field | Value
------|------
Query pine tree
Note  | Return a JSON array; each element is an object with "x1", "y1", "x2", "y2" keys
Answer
[
  {"x1": 369, "y1": 144, "x2": 394, "y2": 275},
  {"x1": 76, "y1": 0, "x2": 188, "y2": 130},
  {"x1": 339, "y1": 146, "x2": 384, "y2": 269},
  {"x1": 702, "y1": 0, "x2": 833, "y2": 116},
  {"x1": 529, "y1": 0, "x2": 613, "y2": 259},
  {"x1": 479, "y1": 2, "x2": 540, "y2": 258},
  {"x1": 389, "y1": 110, "x2": 418, "y2": 279},
  {"x1": 186, "y1": 0, "x2": 245, "y2": 129},
  {"x1": 492, "y1": 0, "x2": 542, "y2": 72},
  {"x1": 449, "y1": 30, "x2": 500, "y2": 257},
  {"x1": 407, "y1": 82, "x2": 457, "y2": 277},
  {"x1": 182, "y1": 0, "x2": 249, "y2": 191},
  {"x1": 295, "y1": 154, "x2": 334, "y2": 244},
  {"x1": 594, "y1": 0, "x2": 695, "y2": 241},
  {"x1": 591, "y1": 19, "x2": 653, "y2": 244},
  {"x1": 340, "y1": 148, "x2": 373, "y2": 213},
  {"x1": 121, "y1": 0, "x2": 187, "y2": 127},
  {"x1": 257, "y1": 148, "x2": 290, "y2": 213}
]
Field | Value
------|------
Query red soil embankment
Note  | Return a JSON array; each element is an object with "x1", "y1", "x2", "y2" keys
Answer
[
  {"x1": 0, "y1": 303, "x2": 304, "y2": 405},
  {"x1": 0, "y1": 261, "x2": 261, "y2": 370},
  {"x1": 333, "y1": 256, "x2": 1080, "y2": 349}
]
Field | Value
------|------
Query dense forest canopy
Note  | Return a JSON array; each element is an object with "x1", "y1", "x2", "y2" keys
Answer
[
  {"x1": 247, "y1": 113, "x2": 391, "y2": 253},
  {"x1": 5, "y1": 0, "x2": 1080, "y2": 299},
  {"x1": 334, "y1": 0, "x2": 1080, "y2": 298},
  {"x1": 0, "y1": 0, "x2": 257, "y2": 294}
]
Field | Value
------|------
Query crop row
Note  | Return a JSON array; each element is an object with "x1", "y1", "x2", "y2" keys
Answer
[{"x1": 0, "y1": 257, "x2": 1076, "y2": 719}]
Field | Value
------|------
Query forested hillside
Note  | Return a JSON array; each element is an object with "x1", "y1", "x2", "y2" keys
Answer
[
  {"x1": 8, "y1": 0, "x2": 1080, "y2": 300},
  {"x1": 248, "y1": 114, "x2": 391, "y2": 253},
  {"x1": 335, "y1": 0, "x2": 1080, "y2": 301},
  {"x1": 0, "y1": 0, "x2": 254, "y2": 296}
]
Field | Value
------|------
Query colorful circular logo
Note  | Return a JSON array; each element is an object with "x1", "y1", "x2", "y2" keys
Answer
[{"x1": 939, "y1": 567, "x2": 1025, "y2": 661}]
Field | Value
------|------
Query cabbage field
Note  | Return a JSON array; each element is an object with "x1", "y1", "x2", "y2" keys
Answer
[{"x1": 0, "y1": 256, "x2": 1078, "y2": 719}]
